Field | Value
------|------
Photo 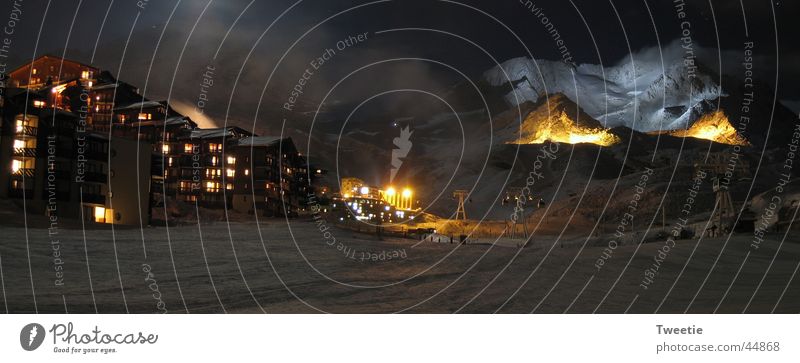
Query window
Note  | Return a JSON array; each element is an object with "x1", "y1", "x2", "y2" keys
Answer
[
  {"x1": 211, "y1": 156, "x2": 218, "y2": 166},
  {"x1": 180, "y1": 181, "x2": 195, "y2": 192},
  {"x1": 81, "y1": 70, "x2": 91, "y2": 79},
  {"x1": 184, "y1": 144, "x2": 194, "y2": 153},
  {"x1": 94, "y1": 206, "x2": 113, "y2": 224},
  {"x1": 226, "y1": 169, "x2": 235, "y2": 178},
  {"x1": 33, "y1": 100, "x2": 46, "y2": 108},
  {"x1": 118, "y1": 115, "x2": 127, "y2": 123},
  {"x1": 32, "y1": 68, "x2": 38, "y2": 75},
  {"x1": 15, "y1": 115, "x2": 38, "y2": 131},
  {"x1": 226, "y1": 183, "x2": 233, "y2": 190},
  {"x1": 138, "y1": 113, "x2": 152, "y2": 120},
  {"x1": 161, "y1": 144, "x2": 170, "y2": 154},
  {"x1": 244, "y1": 169, "x2": 249, "y2": 176},
  {"x1": 227, "y1": 156, "x2": 236, "y2": 165},
  {"x1": 205, "y1": 181, "x2": 220, "y2": 193},
  {"x1": 208, "y1": 143, "x2": 221, "y2": 153}
]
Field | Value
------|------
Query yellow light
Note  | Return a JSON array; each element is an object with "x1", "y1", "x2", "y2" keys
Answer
[
  {"x1": 386, "y1": 187, "x2": 396, "y2": 196},
  {"x1": 402, "y1": 188, "x2": 412, "y2": 198},
  {"x1": 666, "y1": 110, "x2": 748, "y2": 146},
  {"x1": 11, "y1": 160, "x2": 21, "y2": 173},
  {"x1": 94, "y1": 207, "x2": 106, "y2": 222},
  {"x1": 360, "y1": 186, "x2": 369, "y2": 195}
]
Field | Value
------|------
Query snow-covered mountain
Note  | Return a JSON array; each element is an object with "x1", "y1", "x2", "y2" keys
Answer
[{"x1": 483, "y1": 41, "x2": 725, "y2": 132}]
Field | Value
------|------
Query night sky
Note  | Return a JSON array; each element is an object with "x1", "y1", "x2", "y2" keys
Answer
[{"x1": 1, "y1": 0, "x2": 798, "y2": 131}]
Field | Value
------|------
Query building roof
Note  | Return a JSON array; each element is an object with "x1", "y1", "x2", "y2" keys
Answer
[
  {"x1": 39, "y1": 108, "x2": 79, "y2": 118},
  {"x1": 91, "y1": 83, "x2": 119, "y2": 91},
  {"x1": 131, "y1": 116, "x2": 197, "y2": 128},
  {"x1": 236, "y1": 136, "x2": 285, "y2": 147},
  {"x1": 8, "y1": 54, "x2": 99, "y2": 75},
  {"x1": 185, "y1": 126, "x2": 252, "y2": 140},
  {"x1": 114, "y1": 100, "x2": 165, "y2": 111}
]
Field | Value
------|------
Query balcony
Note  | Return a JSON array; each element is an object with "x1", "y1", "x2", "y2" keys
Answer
[
  {"x1": 12, "y1": 168, "x2": 35, "y2": 177},
  {"x1": 8, "y1": 188, "x2": 33, "y2": 199},
  {"x1": 15, "y1": 126, "x2": 38, "y2": 137},
  {"x1": 82, "y1": 172, "x2": 107, "y2": 183},
  {"x1": 82, "y1": 193, "x2": 105, "y2": 205},
  {"x1": 12, "y1": 148, "x2": 37, "y2": 157}
]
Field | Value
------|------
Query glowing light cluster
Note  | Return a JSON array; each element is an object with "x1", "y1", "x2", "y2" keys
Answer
[
  {"x1": 668, "y1": 110, "x2": 749, "y2": 146},
  {"x1": 381, "y1": 186, "x2": 414, "y2": 210},
  {"x1": 510, "y1": 110, "x2": 620, "y2": 146}
]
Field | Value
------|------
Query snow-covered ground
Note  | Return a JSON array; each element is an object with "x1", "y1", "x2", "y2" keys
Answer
[{"x1": 0, "y1": 221, "x2": 797, "y2": 313}]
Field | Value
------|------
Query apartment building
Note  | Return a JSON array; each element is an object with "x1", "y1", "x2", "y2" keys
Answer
[
  {"x1": 230, "y1": 136, "x2": 311, "y2": 217},
  {"x1": 1, "y1": 55, "x2": 315, "y2": 224}
]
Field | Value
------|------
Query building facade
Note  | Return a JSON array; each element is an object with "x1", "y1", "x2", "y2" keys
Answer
[{"x1": 1, "y1": 55, "x2": 316, "y2": 225}]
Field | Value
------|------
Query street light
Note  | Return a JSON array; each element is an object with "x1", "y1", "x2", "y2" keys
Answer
[{"x1": 401, "y1": 188, "x2": 412, "y2": 210}]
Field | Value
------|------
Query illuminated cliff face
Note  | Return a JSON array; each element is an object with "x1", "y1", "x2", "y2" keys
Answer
[
  {"x1": 514, "y1": 112, "x2": 621, "y2": 146},
  {"x1": 506, "y1": 94, "x2": 620, "y2": 146},
  {"x1": 669, "y1": 110, "x2": 749, "y2": 146}
]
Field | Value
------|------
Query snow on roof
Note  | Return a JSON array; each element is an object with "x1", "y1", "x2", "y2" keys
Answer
[
  {"x1": 131, "y1": 116, "x2": 194, "y2": 128},
  {"x1": 188, "y1": 127, "x2": 243, "y2": 139},
  {"x1": 236, "y1": 136, "x2": 284, "y2": 147},
  {"x1": 91, "y1": 83, "x2": 119, "y2": 91},
  {"x1": 114, "y1": 100, "x2": 164, "y2": 111}
]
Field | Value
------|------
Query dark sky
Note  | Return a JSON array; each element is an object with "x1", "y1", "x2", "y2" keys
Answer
[{"x1": 2, "y1": 0, "x2": 798, "y2": 130}]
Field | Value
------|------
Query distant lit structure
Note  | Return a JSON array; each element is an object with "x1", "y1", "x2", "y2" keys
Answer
[
  {"x1": 333, "y1": 177, "x2": 419, "y2": 223},
  {"x1": 380, "y1": 186, "x2": 414, "y2": 210}
]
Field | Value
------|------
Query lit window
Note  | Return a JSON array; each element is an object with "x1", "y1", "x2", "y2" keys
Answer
[
  {"x1": 32, "y1": 68, "x2": 38, "y2": 75},
  {"x1": 161, "y1": 144, "x2": 170, "y2": 154},
  {"x1": 226, "y1": 169, "x2": 235, "y2": 178},
  {"x1": 211, "y1": 156, "x2": 218, "y2": 166},
  {"x1": 13, "y1": 140, "x2": 25, "y2": 149},
  {"x1": 11, "y1": 159, "x2": 21, "y2": 173},
  {"x1": 227, "y1": 156, "x2": 236, "y2": 165},
  {"x1": 33, "y1": 100, "x2": 46, "y2": 108},
  {"x1": 226, "y1": 184, "x2": 233, "y2": 190},
  {"x1": 184, "y1": 144, "x2": 194, "y2": 153},
  {"x1": 168, "y1": 157, "x2": 173, "y2": 167},
  {"x1": 205, "y1": 181, "x2": 220, "y2": 193},
  {"x1": 138, "y1": 113, "x2": 152, "y2": 120},
  {"x1": 94, "y1": 206, "x2": 112, "y2": 223},
  {"x1": 244, "y1": 169, "x2": 249, "y2": 176},
  {"x1": 81, "y1": 70, "x2": 90, "y2": 79}
]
